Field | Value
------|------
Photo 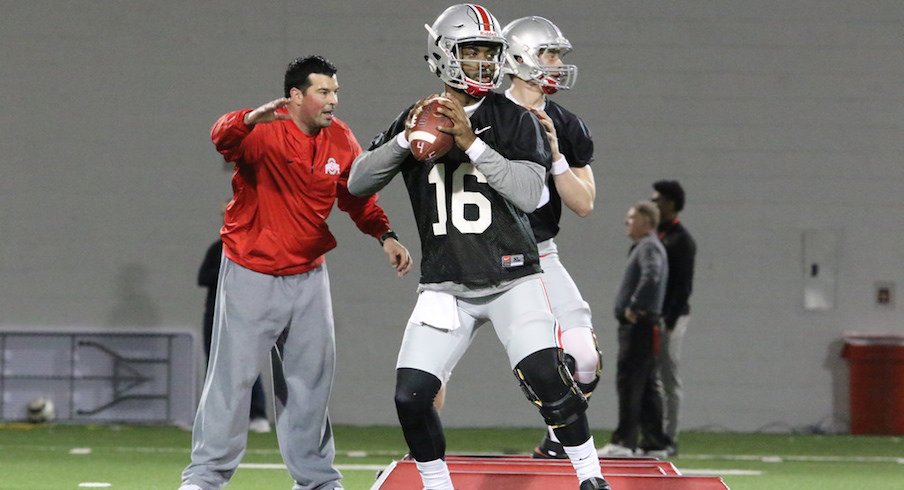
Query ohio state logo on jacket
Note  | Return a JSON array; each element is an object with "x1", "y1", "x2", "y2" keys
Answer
[{"x1": 325, "y1": 157, "x2": 340, "y2": 175}]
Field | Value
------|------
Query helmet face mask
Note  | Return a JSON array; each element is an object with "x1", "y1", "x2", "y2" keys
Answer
[
  {"x1": 503, "y1": 16, "x2": 578, "y2": 94},
  {"x1": 425, "y1": 4, "x2": 507, "y2": 98}
]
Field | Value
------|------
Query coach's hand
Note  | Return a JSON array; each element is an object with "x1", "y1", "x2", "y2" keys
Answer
[
  {"x1": 244, "y1": 98, "x2": 292, "y2": 127},
  {"x1": 383, "y1": 238, "x2": 412, "y2": 278}
]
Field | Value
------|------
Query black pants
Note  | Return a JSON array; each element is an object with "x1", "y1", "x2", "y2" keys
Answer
[{"x1": 611, "y1": 320, "x2": 671, "y2": 450}]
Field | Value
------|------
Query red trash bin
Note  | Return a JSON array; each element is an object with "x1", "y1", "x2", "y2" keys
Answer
[{"x1": 841, "y1": 333, "x2": 904, "y2": 435}]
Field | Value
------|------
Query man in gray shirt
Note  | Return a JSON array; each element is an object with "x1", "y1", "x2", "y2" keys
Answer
[{"x1": 598, "y1": 200, "x2": 673, "y2": 458}]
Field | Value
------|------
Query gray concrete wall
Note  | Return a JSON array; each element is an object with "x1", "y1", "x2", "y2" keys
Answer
[{"x1": 2, "y1": 1, "x2": 902, "y2": 431}]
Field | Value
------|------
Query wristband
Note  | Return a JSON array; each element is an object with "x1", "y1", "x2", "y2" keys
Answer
[
  {"x1": 379, "y1": 230, "x2": 399, "y2": 246},
  {"x1": 465, "y1": 138, "x2": 488, "y2": 162},
  {"x1": 395, "y1": 132, "x2": 410, "y2": 149},
  {"x1": 550, "y1": 155, "x2": 569, "y2": 176}
]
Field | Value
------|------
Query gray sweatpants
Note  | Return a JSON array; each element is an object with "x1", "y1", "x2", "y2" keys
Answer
[
  {"x1": 181, "y1": 256, "x2": 341, "y2": 490},
  {"x1": 660, "y1": 314, "x2": 689, "y2": 440}
]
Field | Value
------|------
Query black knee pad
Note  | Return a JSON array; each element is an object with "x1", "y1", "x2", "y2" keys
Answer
[
  {"x1": 394, "y1": 368, "x2": 441, "y2": 419},
  {"x1": 514, "y1": 347, "x2": 588, "y2": 428},
  {"x1": 394, "y1": 368, "x2": 445, "y2": 461}
]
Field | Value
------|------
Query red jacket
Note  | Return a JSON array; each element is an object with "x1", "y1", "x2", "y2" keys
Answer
[{"x1": 211, "y1": 109, "x2": 391, "y2": 276}]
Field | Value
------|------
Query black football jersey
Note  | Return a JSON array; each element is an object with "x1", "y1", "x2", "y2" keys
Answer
[
  {"x1": 370, "y1": 92, "x2": 552, "y2": 288},
  {"x1": 528, "y1": 98, "x2": 594, "y2": 243}
]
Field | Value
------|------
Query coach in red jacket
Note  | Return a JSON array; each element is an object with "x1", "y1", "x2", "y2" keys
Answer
[{"x1": 180, "y1": 55, "x2": 411, "y2": 490}]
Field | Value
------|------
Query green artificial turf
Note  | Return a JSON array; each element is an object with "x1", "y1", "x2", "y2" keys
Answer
[{"x1": 0, "y1": 423, "x2": 901, "y2": 489}]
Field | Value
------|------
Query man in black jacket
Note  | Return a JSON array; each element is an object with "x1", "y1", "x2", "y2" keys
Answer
[{"x1": 650, "y1": 180, "x2": 697, "y2": 455}]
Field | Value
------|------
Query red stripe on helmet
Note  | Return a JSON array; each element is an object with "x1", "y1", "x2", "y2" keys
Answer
[{"x1": 470, "y1": 4, "x2": 493, "y2": 32}]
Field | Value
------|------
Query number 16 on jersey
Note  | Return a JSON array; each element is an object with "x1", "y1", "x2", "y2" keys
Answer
[{"x1": 427, "y1": 163, "x2": 492, "y2": 235}]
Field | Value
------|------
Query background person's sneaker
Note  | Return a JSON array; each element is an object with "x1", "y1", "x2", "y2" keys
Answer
[
  {"x1": 640, "y1": 447, "x2": 669, "y2": 459},
  {"x1": 596, "y1": 442, "x2": 634, "y2": 457},
  {"x1": 248, "y1": 417, "x2": 271, "y2": 433}
]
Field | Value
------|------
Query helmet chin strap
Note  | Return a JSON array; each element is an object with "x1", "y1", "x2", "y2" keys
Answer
[
  {"x1": 459, "y1": 83, "x2": 489, "y2": 99},
  {"x1": 539, "y1": 74, "x2": 560, "y2": 95}
]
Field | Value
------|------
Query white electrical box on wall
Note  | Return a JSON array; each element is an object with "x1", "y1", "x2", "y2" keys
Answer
[
  {"x1": 802, "y1": 229, "x2": 841, "y2": 311},
  {"x1": 875, "y1": 281, "x2": 895, "y2": 309}
]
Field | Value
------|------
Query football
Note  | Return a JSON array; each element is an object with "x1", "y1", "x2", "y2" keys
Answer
[
  {"x1": 26, "y1": 397, "x2": 56, "y2": 423},
  {"x1": 408, "y1": 97, "x2": 455, "y2": 162}
]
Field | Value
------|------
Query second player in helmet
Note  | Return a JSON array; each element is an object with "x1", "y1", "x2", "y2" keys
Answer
[{"x1": 502, "y1": 15, "x2": 601, "y2": 460}]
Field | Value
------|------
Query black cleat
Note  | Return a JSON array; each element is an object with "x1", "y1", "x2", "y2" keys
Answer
[
  {"x1": 532, "y1": 434, "x2": 568, "y2": 459},
  {"x1": 579, "y1": 477, "x2": 611, "y2": 490}
]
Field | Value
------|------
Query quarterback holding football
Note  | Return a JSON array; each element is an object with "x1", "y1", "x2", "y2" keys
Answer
[{"x1": 349, "y1": 4, "x2": 609, "y2": 490}]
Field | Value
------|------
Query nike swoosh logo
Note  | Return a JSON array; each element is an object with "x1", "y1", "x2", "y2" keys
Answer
[{"x1": 474, "y1": 126, "x2": 492, "y2": 135}]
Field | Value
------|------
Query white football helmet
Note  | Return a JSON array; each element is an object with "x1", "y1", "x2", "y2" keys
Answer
[
  {"x1": 502, "y1": 16, "x2": 578, "y2": 94},
  {"x1": 425, "y1": 4, "x2": 507, "y2": 97}
]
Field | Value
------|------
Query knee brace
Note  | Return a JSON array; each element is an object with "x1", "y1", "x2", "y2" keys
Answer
[
  {"x1": 513, "y1": 347, "x2": 588, "y2": 428},
  {"x1": 563, "y1": 331, "x2": 603, "y2": 399}
]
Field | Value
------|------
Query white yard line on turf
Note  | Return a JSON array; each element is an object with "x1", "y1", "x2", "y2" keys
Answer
[
  {"x1": 240, "y1": 463, "x2": 764, "y2": 475},
  {"x1": 680, "y1": 469, "x2": 763, "y2": 476},
  {"x1": 682, "y1": 454, "x2": 904, "y2": 464},
  {"x1": 7, "y1": 444, "x2": 904, "y2": 465},
  {"x1": 240, "y1": 463, "x2": 386, "y2": 471}
]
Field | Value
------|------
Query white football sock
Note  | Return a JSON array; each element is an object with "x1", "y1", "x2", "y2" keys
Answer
[
  {"x1": 563, "y1": 436, "x2": 603, "y2": 482},
  {"x1": 415, "y1": 458, "x2": 453, "y2": 490}
]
